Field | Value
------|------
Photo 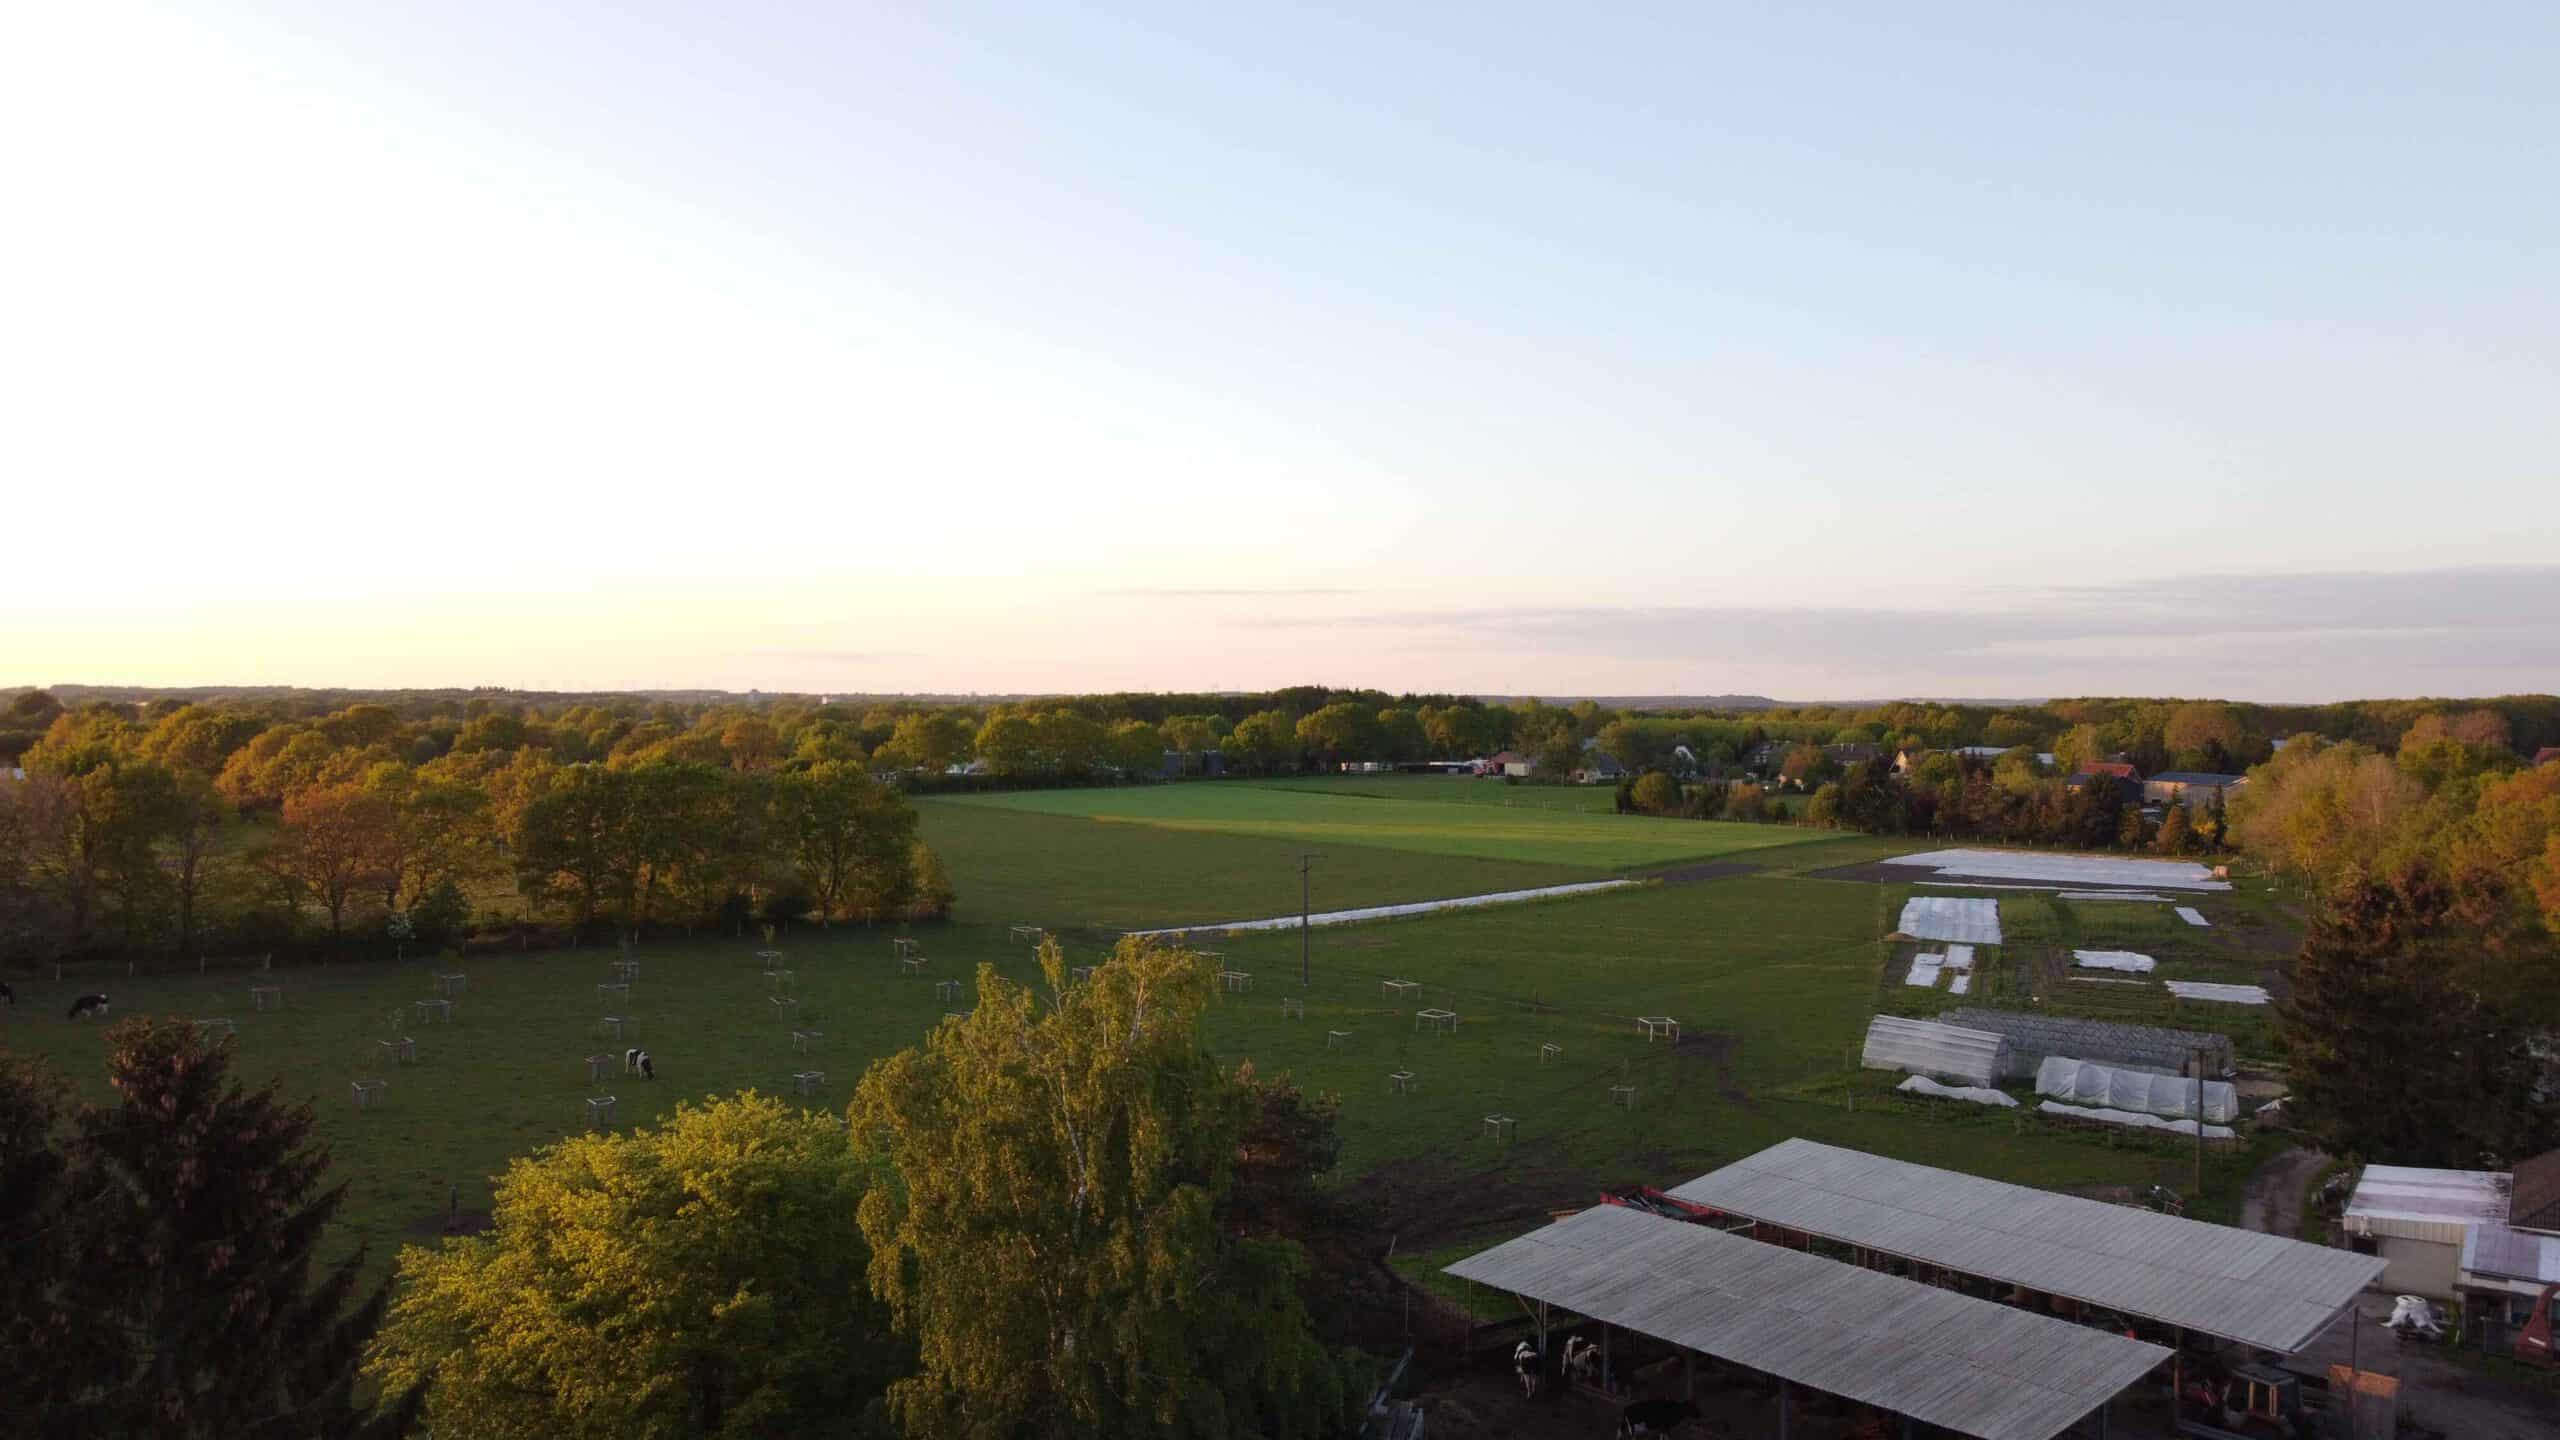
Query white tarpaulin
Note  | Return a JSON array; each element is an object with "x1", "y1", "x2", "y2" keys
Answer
[
  {"x1": 2072, "y1": 949, "x2": 2157, "y2": 974},
  {"x1": 1883, "y1": 847, "x2": 2233, "y2": 892},
  {"x1": 1899, "y1": 1075, "x2": 2018, "y2": 1107},
  {"x1": 2038, "y1": 1100, "x2": 2235, "y2": 1140},
  {"x1": 2036, "y1": 1055, "x2": 2237, "y2": 1122},
  {"x1": 1948, "y1": 972, "x2": 1971, "y2": 994},
  {"x1": 1904, "y1": 955, "x2": 1943, "y2": 988},
  {"x1": 1862, "y1": 1015, "x2": 2011, "y2": 1086},
  {"x1": 1942, "y1": 945, "x2": 1976, "y2": 970},
  {"x1": 2165, "y1": 981, "x2": 2271, "y2": 1005},
  {"x1": 2175, "y1": 907, "x2": 2210, "y2": 927},
  {"x1": 2062, "y1": 891, "x2": 2168, "y2": 901},
  {"x1": 1896, "y1": 896, "x2": 2003, "y2": 946}
]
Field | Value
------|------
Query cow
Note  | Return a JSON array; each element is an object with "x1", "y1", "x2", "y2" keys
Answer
[
  {"x1": 625, "y1": 1047, "x2": 655, "y2": 1080},
  {"x1": 1511, "y1": 1340, "x2": 1541, "y2": 1400},
  {"x1": 0, "y1": 979, "x2": 14, "y2": 1006},
  {"x1": 68, "y1": 993, "x2": 109, "y2": 1020},
  {"x1": 1563, "y1": 1335, "x2": 1600, "y2": 1386},
  {"x1": 1618, "y1": 1398, "x2": 1699, "y2": 1437}
]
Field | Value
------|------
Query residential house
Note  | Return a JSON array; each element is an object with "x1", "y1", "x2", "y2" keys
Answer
[
  {"x1": 1742, "y1": 740, "x2": 1787, "y2": 775},
  {"x1": 1891, "y1": 747, "x2": 1935, "y2": 776},
  {"x1": 1483, "y1": 750, "x2": 1535, "y2": 778},
  {"x1": 1574, "y1": 738, "x2": 1626, "y2": 784},
  {"x1": 2144, "y1": 771, "x2": 2247, "y2": 810},
  {"x1": 2076, "y1": 760, "x2": 2143, "y2": 783},
  {"x1": 2535, "y1": 746, "x2": 2560, "y2": 767},
  {"x1": 1824, "y1": 742, "x2": 1883, "y2": 768},
  {"x1": 2342, "y1": 1151, "x2": 2560, "y2": 1332}
]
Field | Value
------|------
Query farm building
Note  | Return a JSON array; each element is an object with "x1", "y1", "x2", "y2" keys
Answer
[
  {"x1": 1445, "y1": 1201, "x2": 2167, "y2": 1440},
  {"x1": 1939, "y1": 1007, "x2": 2234, "y2": 1079},
  {"x1": 1669, "y1": 1139, "x2": 2387, "y2": 1357},
  {"x1": 1860, "y1": 1015, "x2": 2010, "y2": 1086},
  {"x1": 1481, "y1": 749, "x2": 1535, "y2": 777},
  {"x1": 2144, "y1": 771, "x2": 2248, "y2": 809},
  {"x1": 2342, "y1": 1166, "x2": 2514, "y2": 1300}
]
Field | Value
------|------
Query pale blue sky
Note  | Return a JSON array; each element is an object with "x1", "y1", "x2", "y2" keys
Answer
[{"x1": 5, "y1": 3, "x2": 2554, "y2": 699}]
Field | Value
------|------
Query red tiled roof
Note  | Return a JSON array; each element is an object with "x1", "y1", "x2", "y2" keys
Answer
[
  {"x1": 2534, "y1": 747, "x2": 2560, "y2": 767},
  {"x1": 2076, "y1": 761, "x2": 2141, "y2": 780}
]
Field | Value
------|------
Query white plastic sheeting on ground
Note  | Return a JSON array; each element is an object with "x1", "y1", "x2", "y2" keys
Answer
[
  {"x1": 1126, "y1": 879, "x2": 1637, "y2": 936},
  {"x1": 2035, "y1": 1056, "x2": 2238, "y2": 1122},
  {"x1": 2037, "y1": 1100, "x2": 2235, "y2": 1140},
  {"x1": 2062, "y1": 891, "x2": 2168, "y2": 902},
  {"x1": 1899, "y1": 1075, "x2": 2017, "y2": 1107},
  {"x1": 1883, "y1": 848, "x2": 2232, "y2": 892},
  {"x1": 1948, "y1": 972, "x2": 1972, "y2": 994},
  {"x1": 1861, "y1": 1015, "x2": 2011, "y2": 1086},
  {"x1": 2175, "y1": 907, "x2": 2210, "y2": 928},
  {"x1": 1896, "y1": 896, "x2": 2002, "y2": 946},
  {"x1": 1942, "y1": 945, "x2": 1976, "y2": 970},
  {"x1": 2165, "y1": 981, "x2": 2271, "y2": 1006},
  {"x1": 1904, "y1": 955, "x2": 1943, "y2": 988},
  {"x1": 2072, "y1": 949, "x2": 2157, "y2": 974}
]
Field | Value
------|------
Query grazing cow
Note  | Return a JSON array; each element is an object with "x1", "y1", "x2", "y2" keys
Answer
[
  {"x1": 638, "y1": 1050, "x2": 654, "y2": 1080},
  {"x1": 1512, "y1": 1340, "x2": 1541, "y2": 1400},
  {"x1": 1563, "y1": 1335, "x2": 1600, "y2": 1386},
  {"x1": 1618, "y1": 1398, "x2": 1699, "y2": 1437},
  {"x1": 68, "y1": 993, "x2": 109, "y2": 1021},
  {"x1": 625, "y1": 1047, "x2": 655, "y2": 1080}
]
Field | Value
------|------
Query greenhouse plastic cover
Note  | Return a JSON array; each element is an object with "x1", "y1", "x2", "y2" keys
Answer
[
  {"x1": 2037, "y1": 1100, "x2": 2235, "y2": 1140},
  {"x1": 1883, "y1": 848, "x2": 2232, "y2": 891},
  {"x1": 1897, "y1": 896, "x2": 2003, "y2": 945},
  {"x1": 1862, "y1": 1015, "x2": 2011, "y2": 1086},
  {"x1": 2175, "y1": 906, "x2": 2210, "y2": 927},
  {"x1": 2072, "y1": 949, "x2": 2156, "y2": 974},
  {"x1": 2165, "y1": 981, "x2": 2271, "y2": 1005},
  {"x1": 2036, "y1": 1055, "x2": 2237, "y2": 1122},
  {"x1": 1899, "y1": 1075, "x2": 2017, "y2": 1107}
]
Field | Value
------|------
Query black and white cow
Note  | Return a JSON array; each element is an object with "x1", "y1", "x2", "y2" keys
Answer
[
  {"x1": 624, "y1": 1047, "x2": 655, "y2": 1080},
  {"x1": 67, "y1": 993, "x2": 109, "y2": 1021},
  {"x1": 1617, "y1": 1398, "x2": 1698, "y2": 1437},
  {"x1": 1511, "y1": 1340, "x2": 1541, "y2": 1400}
]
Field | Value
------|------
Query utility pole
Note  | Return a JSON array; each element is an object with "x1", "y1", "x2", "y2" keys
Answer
[
  {"x1": 1299, "y1": 853, "x2": 1323, "y2": 987},
  {"x1": 2193, "y1": 1046, "x2": 2207, "y2": 1198}
]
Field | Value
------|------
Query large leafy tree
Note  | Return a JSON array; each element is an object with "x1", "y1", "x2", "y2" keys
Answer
[
  {"x1": 850, "y1": 939, "x2": 1365, "y2": 1440},
  {"x1": 787, "y1": 762, "x2": 920, "y2": 923},
  {"x1": 367, "y1": 1094, "x2": 899, "y2": 1440},
  {"x1": 13, "y1": 1019, "x2": 420, "y2": 1438}
]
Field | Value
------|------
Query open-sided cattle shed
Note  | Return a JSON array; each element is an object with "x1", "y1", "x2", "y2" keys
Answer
[
  {"x1": 1668, "y1": 1139, "x2": 2386, "y2": 1355},
  {"x1": 1445, "y1": 1203, "x2": 2167, "y2": 1440}
]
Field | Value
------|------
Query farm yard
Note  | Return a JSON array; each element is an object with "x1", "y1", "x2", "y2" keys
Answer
[{"x1": 2, "y1": 777, "x2": 2296, "y2": 1300}]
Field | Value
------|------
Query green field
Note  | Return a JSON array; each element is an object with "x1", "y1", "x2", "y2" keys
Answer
[
  {"x1": 934, "y1": 781, "x2": 1828, "y2": 871},
  {"x1": 1239, "y1": 773, "x2": 1625, "y2": 813},
  {"x1": 4, "y1": 787, "x2": 2285, "y2": 1296}
]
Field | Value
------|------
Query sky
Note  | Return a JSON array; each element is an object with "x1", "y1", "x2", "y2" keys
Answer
[{"x1": 4, "y1": 2, "x2": 2555, "y2": 702}]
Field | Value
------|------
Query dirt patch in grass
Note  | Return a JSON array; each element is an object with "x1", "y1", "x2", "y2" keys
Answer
[{"x1": 1672, "y1": 1030, "x2": 1753, "y2": 1103}]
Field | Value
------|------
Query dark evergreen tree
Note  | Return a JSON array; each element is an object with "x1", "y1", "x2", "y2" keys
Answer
[{"x1": 30, "y1": 1019, "x2": 422, "y2": 1439}]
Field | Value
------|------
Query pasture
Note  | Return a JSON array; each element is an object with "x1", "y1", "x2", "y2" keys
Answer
[
  {"x1": 1239, "y1": 773, "x2": 1625, "y2": 813},
  {"x1": 3, "y1": 782, "x2": 2286, "y2": 1295},
  {"x1": 934, "y1": 781, "x2": 1830, "y2": 870}
]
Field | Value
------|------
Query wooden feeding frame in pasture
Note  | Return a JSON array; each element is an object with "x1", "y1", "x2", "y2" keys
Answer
[
  {"x1": 1381, "y1": 979, "x2": 1421, "y2": 1002},
  {"x1": 377, "y1": 1036, "x2": 416, "y2": 1066},
  {"x1": 1389, "y1": 1070, "x2": 1417, "y2": 1095},
  {"x1": 1326, "y1": 1029, "x2": 1352, "y2": 1049},
  {"x1": 1008, "y1": 925, "x2": 1043, "y2": 944},
  {"x1": 899, "y1": 956, "x2": 928, "y2": 978},
  {"x1": 585, "y1": 1053, "x2": 618, "y2": 1084},
  {"x1": 768, "y1": 995, "x2": 798, "y2": 1021},
  {"x1": 1217, "y1": 969, "x2": 1253, "y2": 994},
  {"x1": 934, "y1": 978, "x2": 961, "y2": 1003},
  {"x1": 792, "y1": 1029, "x2": 823, "y2": 1054},
  {"x1": 433, "y1": 972, "x2": 467, "y2": 998},
  {"x1": 608, "y1": 959, "x2": 640, "y2": 982},
  {"x1": 755, "y1": 949, "x2": 785, "y2": 971},
  {"x1": 413, "y1": 998, "x2": 454, "y2": 1024},
  {"x1": 598, "y1": 1015, "x2": 632, "y2": 1041},
  {"x1": 1610, "y1": 1082, "x2": 1637, "y2": 1109},
  {"x1": 1414, "y1": 1008, "x2": 1458, "y2": 1035},
  {"x1": 350, "y1": 1079, "x2": 388, "y2": 1112},
  {"x1": 250, "y1": 985, "x2": 282, "y2": 1012},
  {"x1": 1280, "y1": 997, "x2": 1304, "y2": 1020},
  {"x1": 766, "y1": 969, "x2": 793, "y2": 992},
  {"x1": 584, "y1": 1095, "x2": 618, "y2": 1131},
  {"x1": 1482, "y1": 1114, "x2": 1517, "y2": 1143},
  {"x1": 597, "y1": 982, "x2": 631, "y2": 1005},
  {"x1": 1636, "y1": 1016, "x2": 1681, "y2": 1044},
  {"x1": 892, "y1": 937, "x2": 922, "y2": 960},
  {"x1": 1540, "y1": 1042, "x2": 1562, "y2": 1064},
  {"x1": 194, "y1": 1018, "x2": 237, "y2": 1040},
  {"x1": 1069, "y1": 965, "x2": 1094, "y2": 984},
  {"x1": 792, "y1": 1070, "x2": 825, "y2": 1097}
]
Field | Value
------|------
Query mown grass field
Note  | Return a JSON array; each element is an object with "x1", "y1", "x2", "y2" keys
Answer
[
  {"x1": 1239, "y1": 774, "x2": 1624, "y2": 813},
  {"x1": 4, "y1": 783, "x2": 2285, "y2": 1300},
  {"x1": 933, "y1": 781, "x2": 1831, "y2": 871}
]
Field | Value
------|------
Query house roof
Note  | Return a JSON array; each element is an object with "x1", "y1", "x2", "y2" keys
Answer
[
  {"x1": 2535, "y1": 747, "x2": 2560, "y2": 767},
  {"x1": 1666, "y1": 1138, "x2": 2385, "y2": 1354},
  {"x1": 2344, "y1": 1166, "x2": 2511, "y2": 1239},
  {"x1": 2465, "y1": 1221, "x2": 2560, "y2": 1286},
  {"x1": 2510, "y1": 1148, "x2": 2560, "y2": 1234},
  {"x1": 1444, "y1": 1203, "x2": 2168, "y2": 1440},
  {"x1": 2148, "y1": 772, "x2": 2248, "y2": 788},
  {"x1": 2077, "y1": 762, "x2": 2141, "y2": 779}
]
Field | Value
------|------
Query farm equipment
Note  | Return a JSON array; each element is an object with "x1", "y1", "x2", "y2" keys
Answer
[
  {"x1": 2519, "y1": 1282, "x2": 2558, "y2": 1368},
  {"x1": 1600, "y1": 1187, "x2": 1723, "y2": 1224}
]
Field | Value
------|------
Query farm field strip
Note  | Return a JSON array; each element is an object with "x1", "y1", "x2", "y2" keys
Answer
[
  {"x1": 1127, "y1": 878, "x2": 1641, "y2": 936},
  {"x1": 934, "y1": 783, "x2": 1832, "y2": 870}
]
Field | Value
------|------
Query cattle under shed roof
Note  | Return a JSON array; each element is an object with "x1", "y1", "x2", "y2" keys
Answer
[
  {"x1": 1668, "y1": 1138, "x2": 2385, "y2": 1354},
  {"x1": 1444, "y1": 1203, "x2": 2166, "y2": 1440}
]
